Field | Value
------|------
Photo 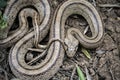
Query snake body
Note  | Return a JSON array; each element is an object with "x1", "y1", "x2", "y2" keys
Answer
[
  {"x1": 9, "y1": 0, "x2": 51, "y2": 79},
  {"x1": 0, "y1": 0, "x2": 46, "y2": 48},
  {"x1": 8, "y1": 0, "x2": 103, "y2": 80},
  {"x1": 63, "y1": 0, "x2": 104, "y2": 57},
  {"x1": 50, "y1": 0, "x2": 104, "y2": 57}
]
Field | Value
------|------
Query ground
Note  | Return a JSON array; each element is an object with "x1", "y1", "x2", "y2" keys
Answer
[{"x1": 0, "y1": 0, "x2": 120, "y2": 80}]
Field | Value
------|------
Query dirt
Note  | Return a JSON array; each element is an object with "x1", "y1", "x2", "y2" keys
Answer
[{"x1": 0, "y1": 0, "x2": 120, "y2": 80}]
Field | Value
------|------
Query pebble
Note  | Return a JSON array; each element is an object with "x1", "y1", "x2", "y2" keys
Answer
[{"x1": 96, "y1": 50, "x2": 105, "y2": 54}]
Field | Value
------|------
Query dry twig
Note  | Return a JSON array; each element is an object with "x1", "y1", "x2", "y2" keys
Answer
[{"x1": 99, "y1": 3, "x2": 120, "y2": 8}]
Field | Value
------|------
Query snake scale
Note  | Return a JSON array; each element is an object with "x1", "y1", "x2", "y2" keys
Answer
[
  {"x1": 1, "y1": 0, "x2": 104, "y2": 80},
  {"x1": 0, "y1": 0, "x2": 48, "y2": 48}
]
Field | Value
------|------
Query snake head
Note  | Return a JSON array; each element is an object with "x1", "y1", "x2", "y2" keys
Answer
[{"x1": 64, "y1": 38, "x2": 79, "y2": 57}]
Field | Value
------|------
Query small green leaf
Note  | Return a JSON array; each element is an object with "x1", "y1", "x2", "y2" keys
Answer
[
  {"x1": 76, "y1": 64, "x2": 85, "y2": 80},
  {"x1": 81, "y1": 48, "x2": 91, "y2": 59},
  {"x1": 1, "y1": 22, "x2": 7, "y2": 29},
  {"x1": 0, "y1": 12, "x2": 7, "y2": 29}
]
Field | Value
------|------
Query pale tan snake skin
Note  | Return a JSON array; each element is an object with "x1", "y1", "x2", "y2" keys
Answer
[{"x1": 8, "y1": 0, "x2": 103, "y2": 80}]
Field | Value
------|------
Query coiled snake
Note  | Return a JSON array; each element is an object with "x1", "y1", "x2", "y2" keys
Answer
[
  {"x1": 3, "y1": 0, "x2": 104, "y2": 80},
  {"x1": 0, "y1": 0, "x2": 46, "y2": 48}
]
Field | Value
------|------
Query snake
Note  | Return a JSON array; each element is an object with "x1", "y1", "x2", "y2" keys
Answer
[
  {"x1": 29, "y1": 0, "x2": 104, "y2": 58},
  {"x1": 0, "y1": 0, "x2": 47, "y2": 48},
  {"x1": 9, "y1": 0, "x2": 104, "y2": 80}
]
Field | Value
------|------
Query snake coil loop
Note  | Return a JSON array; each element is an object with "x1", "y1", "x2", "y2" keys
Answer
[{"x1": 8, "y1": 0, "x2": 104, "y2": 80}]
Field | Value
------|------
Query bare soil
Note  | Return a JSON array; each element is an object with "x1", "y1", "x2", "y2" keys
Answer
[{"x1": 0, "y1": 0, "x2": 120, "y2": 80}]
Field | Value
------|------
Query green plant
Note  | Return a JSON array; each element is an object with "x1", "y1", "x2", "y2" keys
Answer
[
  {"x1": 81, "y1": 48, "x2": 91, "y2": 59},
  {"x1": 76, "y1": 64, "x2": 85, "y2": 80},
  {"x1": 0, "y1": 11, "x2": 7, "y2": 29}
]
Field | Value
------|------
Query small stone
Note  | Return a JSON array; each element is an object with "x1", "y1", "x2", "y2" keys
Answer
[
  {"x1": 26, "y1": 52, "x2": 33, "y2": 61},
  {"x1": 96, "y1": 50, "x2": 105, "y2": 54}
]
